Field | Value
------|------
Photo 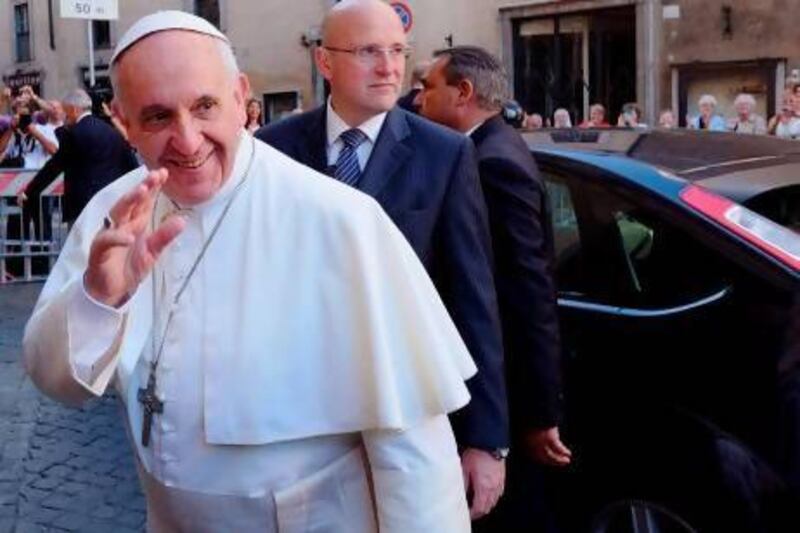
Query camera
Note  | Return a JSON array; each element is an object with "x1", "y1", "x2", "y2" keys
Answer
[{"x1": 17, "y1": 112, "x2": 33, "y2": 132}]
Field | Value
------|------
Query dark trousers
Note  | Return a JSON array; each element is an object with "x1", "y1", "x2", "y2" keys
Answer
[{"x1": 473, "y1": 454, "x2": 560, "y2": 533}]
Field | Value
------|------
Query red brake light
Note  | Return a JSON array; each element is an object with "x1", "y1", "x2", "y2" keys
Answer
[{"x1": 680, "y1": 184, "x2": 800, "y2": 271}]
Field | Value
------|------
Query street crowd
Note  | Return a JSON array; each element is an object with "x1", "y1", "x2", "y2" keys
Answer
[
  {"x1": 512, "y1": 83, "x2": 800, "y2": 137},
  {"x1": 3, "y1": 0, "x2": 798, "y2": 532}
]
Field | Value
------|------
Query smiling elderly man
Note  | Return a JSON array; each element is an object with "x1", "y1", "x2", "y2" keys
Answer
[{"x1": 22, "y1": 11, "x2": 475, "y2": 532}]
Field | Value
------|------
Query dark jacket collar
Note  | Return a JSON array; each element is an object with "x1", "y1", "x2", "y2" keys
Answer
[{"x1": 469, "y1": 113, "x2": 505, "y2": 146}]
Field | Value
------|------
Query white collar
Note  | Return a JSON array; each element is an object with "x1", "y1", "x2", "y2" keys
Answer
[
  {"x1": 465, "y1": 119, "x2": 487, "y2": 137},
  {"x1": 76, "y1": 112, "x2": 92, "y2": 124},
  {"x1": 326, "y1": 98, "x2": 387, "y2": 148}
]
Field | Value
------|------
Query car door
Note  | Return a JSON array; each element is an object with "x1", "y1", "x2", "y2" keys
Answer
[{"x1": 540, "y1": 161, "x2": 791, "y2": 532}]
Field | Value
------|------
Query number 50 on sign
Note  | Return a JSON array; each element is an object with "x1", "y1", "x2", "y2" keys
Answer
[{"x1": 60, "y1": 0, "x2": 118, "y2": 20}]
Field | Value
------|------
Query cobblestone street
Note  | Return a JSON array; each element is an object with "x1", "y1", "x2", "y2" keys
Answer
[{"x1": 0, "y1": 283, "x2": 145, "y2": 532}]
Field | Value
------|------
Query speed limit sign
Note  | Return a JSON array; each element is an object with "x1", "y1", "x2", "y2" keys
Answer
[{"x1": 60, "y1": 0, "x2": 118, "y2": 20}]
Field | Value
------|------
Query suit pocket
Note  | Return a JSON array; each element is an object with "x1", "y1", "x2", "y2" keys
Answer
[{"x1": 273, "y1": 446, "x2": 378, "y2": 533}]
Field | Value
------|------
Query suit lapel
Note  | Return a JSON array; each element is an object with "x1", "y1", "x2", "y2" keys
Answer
[
  {"x1": 296, "y1": 107, "x2": 328, "y2": 173},
  {"x1": 359, "y1": 107, "x2": 412, "y2": 198}
]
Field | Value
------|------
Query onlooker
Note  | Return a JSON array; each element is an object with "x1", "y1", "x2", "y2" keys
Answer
[
  {"x1": 727, "y1": 93, "x2": 767, "y2": 134},
  {"x1": 416, "y1": 44, "x2": 571, "y2": 533},
  {"x1": 617, "y1": 102, "x2": 647, "y2": 128},
  {"x1": 579, "y1": 103, "x2": 610, "y2": 128},
  {"x1": 17, "y1": 94, "x2": 63, "y2": 242},
  {"x1": 688, "y1": 94, "x2": 726, "y2": 131},
  {"x1": 658, "y1": 108, "x2": 676, "y2": 128},
  {"x1": 523, "y1": 112, "x2": 543, "y2": 130},
  {"x1": 244, "y1": 97, "x2": 263, "y2": 133},
  {"x1": 20, "y1": 85, "x2": 64, "y2": 125},
  {"x1": 553, "y1": 108, "x2": 572, "y2": 128},
  {"x1": 768, "y1": 84, "x2": 796, "y2": 136},
  {"x1": 774, "y1": 104, "x2": 800, "y2": 139},
  {"x1": 0, "y1": 100, "x2": 50, "y2": 169},
  {"x1": 24, "y1": 96, "x2": 63, "y2": 165}
]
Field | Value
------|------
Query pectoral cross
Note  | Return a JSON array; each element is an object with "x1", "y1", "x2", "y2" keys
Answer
[{"x1": 137, "y1": 370, "x2": 163, "y2": 447}]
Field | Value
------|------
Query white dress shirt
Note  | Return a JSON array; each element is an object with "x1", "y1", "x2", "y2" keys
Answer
[{"x1": 325, "y1": 98, "x2": 387, "y2": 172}]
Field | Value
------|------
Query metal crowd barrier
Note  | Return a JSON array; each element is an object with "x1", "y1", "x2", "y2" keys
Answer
[{"x1": 0, "y1": 169, "x2": 67, "y2": 284}]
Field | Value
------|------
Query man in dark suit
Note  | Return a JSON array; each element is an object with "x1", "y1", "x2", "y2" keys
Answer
[
  {"x1": 416, "y1": 45, "x2": 571, "y2": 532},
  {"x1": 20, "y1": 89, "x2": 138, "y2": 226},
  {"x1": 257, "y1": 0, "x2": 509, "y2": 520}
]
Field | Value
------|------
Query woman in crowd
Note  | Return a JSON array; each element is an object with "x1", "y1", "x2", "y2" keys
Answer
[
  {"x1": 553, "y1": 108, "x2": 572, "y2": 128},
  {"x1": 727, "y1": 93, "x2": 767, "y2": 134},
  {"x1": 244, "y1": 97, "x2": 263, "y2": 134},
  {"x1": 688, "y1": 94, "x2": 726, "y2": 131}
]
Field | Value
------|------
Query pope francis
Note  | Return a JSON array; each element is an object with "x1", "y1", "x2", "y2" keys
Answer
[{"x1": 22, "y1": 10, "x2": 476, "y2": 533}]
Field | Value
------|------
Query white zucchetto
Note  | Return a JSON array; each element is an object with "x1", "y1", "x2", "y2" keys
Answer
[{"x1": 111, "y1": 10, "x2": 228, "y2": 65}]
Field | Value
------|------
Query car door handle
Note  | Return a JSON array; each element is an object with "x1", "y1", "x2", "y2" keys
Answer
[{"x1": 557, "y1": 287, "x2": 732, "y2": 318}]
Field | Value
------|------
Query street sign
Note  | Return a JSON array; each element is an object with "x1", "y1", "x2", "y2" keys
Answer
[
  {"x1": 390, "y1": 1, "x2": 413, "y2": 33},
  {"x1": 60, "y1": 0, "x2": 118, "y2": 21},
  {"x1": 60, "y1": 0, "x2": 118, "y2": 87}
]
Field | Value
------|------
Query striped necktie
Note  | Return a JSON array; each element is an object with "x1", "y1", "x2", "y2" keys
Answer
[{"x1": 333, "y1": 128, "x2": 368, "y2": 186}]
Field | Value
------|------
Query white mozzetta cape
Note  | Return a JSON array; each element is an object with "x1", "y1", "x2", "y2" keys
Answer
[{"x1": 24, "y1": 135, "x2": 477, "y2": 445}]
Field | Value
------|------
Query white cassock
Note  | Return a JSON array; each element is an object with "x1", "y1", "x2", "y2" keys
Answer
[{"x1": 23, "y1": 133, "x2": 477, "y2": 532}]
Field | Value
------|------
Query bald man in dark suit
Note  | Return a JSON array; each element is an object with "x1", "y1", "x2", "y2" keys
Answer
[{"x1": 257, "y1": 0, "x2": 509, "y2": 520}]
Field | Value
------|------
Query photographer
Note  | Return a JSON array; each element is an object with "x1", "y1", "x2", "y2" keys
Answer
[
  {"x1": 21, "y1": 85, "x2": 62, "y2": 157},
  {"x1": 0, "y1": 92, "x2": 55, "y2": 169}
]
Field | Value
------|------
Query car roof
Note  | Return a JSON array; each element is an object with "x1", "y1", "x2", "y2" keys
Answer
[{"x1": 523, "y1": 128, "x2": 800, "y2": 203}]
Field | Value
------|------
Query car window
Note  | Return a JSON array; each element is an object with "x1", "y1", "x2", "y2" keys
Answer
[
  {"x1": 544, "y1": 177, "x2": 588, "y2": 295},
  {"x1": 615, "y1": 207, "x2": 732, "y2": 308},
  {"x1": 543, "y1": 169, "x2": 731, "y2": 309}
]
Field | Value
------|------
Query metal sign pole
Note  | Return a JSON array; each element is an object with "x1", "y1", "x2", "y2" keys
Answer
[{"x1": 87, "y1": 19, "x2": 96, "y2": 87}]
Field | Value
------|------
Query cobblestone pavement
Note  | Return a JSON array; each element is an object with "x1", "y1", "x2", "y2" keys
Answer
[{"x1": 0, "y1": 283, "x2": 145, "y2": 532}]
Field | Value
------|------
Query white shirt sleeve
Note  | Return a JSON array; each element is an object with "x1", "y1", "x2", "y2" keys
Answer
[
  {"x1": 23, "y1": 276, "x2": 130, "y2": 405},
  {"x1": 362, "y1": 415, "x2": 470, "y2": 532},
  {"x1": 67, "y1": 279, "x2": 130, "y2": 393},
  {"x1": 39, "y1": 123, "x2": 60, "y2": 148}
]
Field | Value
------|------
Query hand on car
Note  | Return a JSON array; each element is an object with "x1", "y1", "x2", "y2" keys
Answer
[
  {"x1": 526, "y1": 426, "x2": 572, "y2": 466},
  {"x1": 461, "y1": 447, "x2": 506, "y2": 520}
]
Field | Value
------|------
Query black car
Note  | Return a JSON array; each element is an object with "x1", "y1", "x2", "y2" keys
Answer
[{"x1": 524, "y1": 129, "x2": 799, "y2": 533}]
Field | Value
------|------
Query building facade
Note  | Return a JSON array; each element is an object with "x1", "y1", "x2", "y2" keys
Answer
[{"x1": 2, "y1": 0, "x2": 799, "y2": 126}]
